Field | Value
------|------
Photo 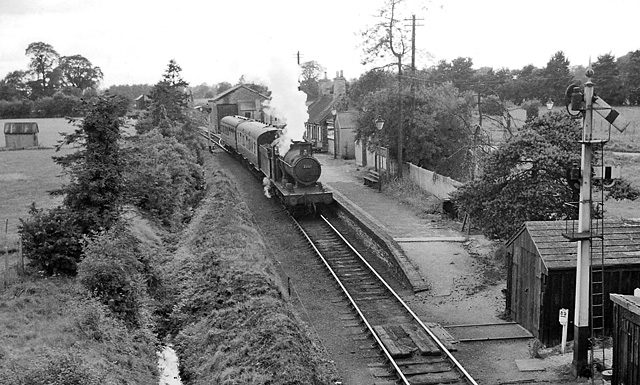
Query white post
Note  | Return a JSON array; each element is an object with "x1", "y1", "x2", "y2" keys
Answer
[
  {"x1": 559, "y1": 308, "x2": 569, "y2": 354},
  {"x1": 572, "y1": 70, "x2": 594, "y2": 377}
]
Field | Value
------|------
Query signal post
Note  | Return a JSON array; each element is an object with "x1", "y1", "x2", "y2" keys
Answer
[{"x1": 571, "y1": 68, "x2": 594, "y2": 377}]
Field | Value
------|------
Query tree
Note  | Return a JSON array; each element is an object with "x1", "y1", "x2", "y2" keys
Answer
[
  {"x1": 449, "y1": 57, "x2": 475, "y2": 92},
  {"x1": 357, "y1": 81, "x2": 476, "y2": 181},
  {"x1": 360, "y1": 0, "x2": 414, "y2": 176},
  {"x1": 347, "y1": 69, "x2": 395, "y2": 110},
  {"x1": 299, "y1": 60, "x2": 324, "y2": 101},
  {"x1": 620, "y1": 50, "x2": 640, "y2": 105},
  {"x1": 0, "y1": 70, "x2": 30, "y2": 100},
  {"x1": 53, "y1": 95, "x2": 126, "y2": 233},
  {"x1": 592, "y1": 53, "x2": 625, "y2": 105},
  {"x1": 138, "y1": 60, "x2": 191, "y2": 134},
  {"x1": 25, "y1": 42, "x2": 60, "y2": 98},
  {"x1": 58, "y1": 54, "x2": 104, "y2": 91},
  {"x1": 452, "y1": 111, "x2": 582, "y2": 239},
  {"x1": 191, "y1": 82, "x2": 217, "y2": 99},
  {"x1": 216, "y1": 81, "x2": 232, "y2": 94},
  {"x1": 20, "y1": 94, "x2": 126, "y2": 274},
  {"x1": 542, "y1": 51, "x2": 575, "y2": 105}
]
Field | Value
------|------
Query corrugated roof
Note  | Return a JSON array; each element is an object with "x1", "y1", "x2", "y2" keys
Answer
[
  {"x1": 520, "y1": 220, "x2": 640, "y2": 270},
  {"x1": 4, "y1": 122, "x2": 39, "y2": 134}
]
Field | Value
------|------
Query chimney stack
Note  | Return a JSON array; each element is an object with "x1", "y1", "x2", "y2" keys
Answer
[{"x1": 333, "y1": 70, "x2": 347, "y2": 97}]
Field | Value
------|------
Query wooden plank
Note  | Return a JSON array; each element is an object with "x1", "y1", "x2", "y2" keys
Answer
[
  {"x1": 400, "y1": 324, "x2": 441, "y2": 356},
  {"x1": 424, "y1": 323, "x2": 458, "y2": 351},
  {"x1": 372, "y1": 325, "x2": 411, "y2": 358}
]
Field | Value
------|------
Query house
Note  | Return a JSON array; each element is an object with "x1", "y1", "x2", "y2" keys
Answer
[
  {"x1": 134, "y1": 94, "x2": 150, "y2": 110},
  {"x1": 207, "y1": 85, "x2": 271, "y2": 133},
  {"x1": 4, "y1": 122, "x2": 39, "y2": 149},
  {"x1": 505, "y1": 219, "x2": 640, "y2": 345},
  {"x1": 334, "y1": 111, "x2": 358, "y2": 159},
  {"x1": 305, "y1": 94, "x2": 335, "y2": 153},
  {"x1": 305, "y1": 71, "x2": 356, "y2": 156}
]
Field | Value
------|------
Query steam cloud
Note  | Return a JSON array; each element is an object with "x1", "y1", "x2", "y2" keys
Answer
[{"x1": 261, "y1": 56, "x2": 309, "y2": 155}]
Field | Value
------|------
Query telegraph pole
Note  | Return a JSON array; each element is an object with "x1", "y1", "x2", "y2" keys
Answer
[{"x1": 572, "y1": 67, "x2": 595, "y2": 377}]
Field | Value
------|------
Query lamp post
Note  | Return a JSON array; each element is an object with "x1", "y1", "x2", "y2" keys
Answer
[
  {"x1": 375, "y1": 116, "x2": 385, "y2": 192},
  {"x1": 331, "y1": 108, "x2": 337, "y2": 159},
  {"x1": 546, "y1": 99, "x2": 554, "y2": 111}
]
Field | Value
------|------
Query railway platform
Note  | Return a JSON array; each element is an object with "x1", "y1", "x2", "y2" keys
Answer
[
  {"x1": 316, "y1": 153, "x2": 475, "y2": 295},
  {"x1": 315, "y1": 153, "x2": 586, "y2": 384}
]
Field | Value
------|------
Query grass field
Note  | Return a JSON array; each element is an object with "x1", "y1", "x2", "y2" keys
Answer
[
  {"x1": 0, "y1": 118, "x2": 78, "y2": 242},
  {"x1": 0, "y1": 117, "x2": 79, "y2": 148}
]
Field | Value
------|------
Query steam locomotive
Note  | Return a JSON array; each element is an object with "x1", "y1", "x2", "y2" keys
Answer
[{"x1": 218, "y1": 115, "x2": 333, "y2": 214}]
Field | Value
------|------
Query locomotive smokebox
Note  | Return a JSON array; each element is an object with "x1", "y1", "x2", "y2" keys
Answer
[{"x1": 280, "y1": 141, "x2": 322, "y2": 186}]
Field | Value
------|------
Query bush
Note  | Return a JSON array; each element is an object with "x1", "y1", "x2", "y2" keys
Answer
[
  {"x1": 78, "y1": 223, "x2": 157, "y2": 328},
  {"x1": 19, "y1": 204, "x2": 84, "y2": 276},
  {"x1": 0, "y1": 99, "x2": 33, "y2": 118},
  {"x1": 607, "y1": 178, "x2": 640, "y2": 201},
  {"x1": 0, "y1": 350, "x2": 105, "y2": 385},
  {"x1": 124, "y1": 130, "x2": 206, "y2": 227},
  {"x1": 33, "y1": 92, "x2": 80, "y2": 117}
]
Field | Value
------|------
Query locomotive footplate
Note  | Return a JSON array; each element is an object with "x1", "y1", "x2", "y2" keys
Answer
[{"x1": 272, "y1": 181, "x2": 333, "y2": 207}]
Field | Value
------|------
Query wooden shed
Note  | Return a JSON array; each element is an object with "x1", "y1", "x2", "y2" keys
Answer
[
  {"x1": 505, "y1": 220, "x2": 640, "y2": 345},
  {"x1": 4, "y1": 122, "x2": 39, "y2": 149},
  {"x1": 610, "y1": 293, "x2": 640, "y2": 385}
]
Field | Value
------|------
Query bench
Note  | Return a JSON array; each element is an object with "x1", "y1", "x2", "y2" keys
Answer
[{"x1": 363, "y1": 170, "x2": 380, "y2": 188}]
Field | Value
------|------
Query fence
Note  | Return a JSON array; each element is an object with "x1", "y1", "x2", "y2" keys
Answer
[
  {"x1": 2, "y1": 220, "x2": 24, "y2": 291},
  {"x1": 355, "y1": 140, "x2": 462, "y2": 200},
  {"x1": 355, "y1": 140, "x2": 398, "y2": 176},
  {"x1": 406, "y1": 162, "x2": 463, "y2": 200}
]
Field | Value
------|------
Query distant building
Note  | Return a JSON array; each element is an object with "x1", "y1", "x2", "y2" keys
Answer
[
  {"x1": 134, "y1": 94, "x2": 150, "y2": 110},
  {"x1": 305, "y1": 70, "x2": 356, "y2": 157},
  {"x1": 207, "y1": 85, "x2": 271, "y2": 133},
  {"x1": 4, "y1": 122, "x2": 39, "y2": 149}
]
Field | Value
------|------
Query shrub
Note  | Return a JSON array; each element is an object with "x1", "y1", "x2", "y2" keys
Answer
[
  {"x1": 607, "y1": 178, "x2": 640, "y2": 201},
  {"x1": 124, "y1": 130, "x2": 206, "y2": 228},
  {"x1": 78, "y1": 223, "x2": 156, "y2": 328},
  {"x1": 19, "y1": 204, "x2": 84, "y2": 276},
  {"x1": 0, "y1": 99, "x2": 33, "y2": 118},
  {"x1": 0, "y1": 349, "x2": 105, "y2": 385},
  {"x1": 33, "y1": 92, "x2": 80, "y2": 117}
]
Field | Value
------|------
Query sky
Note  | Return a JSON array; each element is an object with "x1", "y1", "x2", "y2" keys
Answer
[{"x1": 2, "y1": 0, "x2": 640, "y2": 89}]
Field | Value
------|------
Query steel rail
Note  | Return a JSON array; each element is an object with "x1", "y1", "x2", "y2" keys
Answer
[
  {"x1": 320, "y1": 214, "x2": 479, "y2": 385},
  {"x1": 291, "y1": 217, "x2": 411, "y2": 385}
]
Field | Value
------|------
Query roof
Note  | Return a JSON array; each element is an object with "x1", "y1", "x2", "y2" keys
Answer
[
  {"x1": 610, "y1": 293, "x2": 640, "y2": 315},
  {"x1": 307, "y1": 94, "x2": 336, "y2": 124},
  {"x1": 513, "y1": 220, "x2": 640, "y2": 271},
  {"x1": 336, "y1": 111, "x2": 359, "y2": 128},
  {"x1": 209, "y1": 85, "x2": 270, "y2": 102},
  {"x1": 4, "y1": 122, "x2": 39, "y2": 134}
]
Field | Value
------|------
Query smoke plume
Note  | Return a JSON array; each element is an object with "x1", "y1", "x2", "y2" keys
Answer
[{"x1": 262, "y1": 56, "x2": 309, "y2": 155}]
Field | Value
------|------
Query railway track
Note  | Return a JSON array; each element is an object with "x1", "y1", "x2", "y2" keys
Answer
[{"x1": 294, "y1": 214, "x2": 478, "y2": 385}]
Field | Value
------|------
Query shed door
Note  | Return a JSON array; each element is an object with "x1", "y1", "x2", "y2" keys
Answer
[{"x1": 217, "y1": 104, "x2": 238, "y2": 128}]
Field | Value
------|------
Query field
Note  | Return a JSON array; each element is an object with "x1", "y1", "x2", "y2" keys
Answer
[
  {"x1": 0, "y1": 118, "x2": 80, "y2": 241},
  {"x1": 484, "y1": 107, "x2": 640, "y2": 219}
]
